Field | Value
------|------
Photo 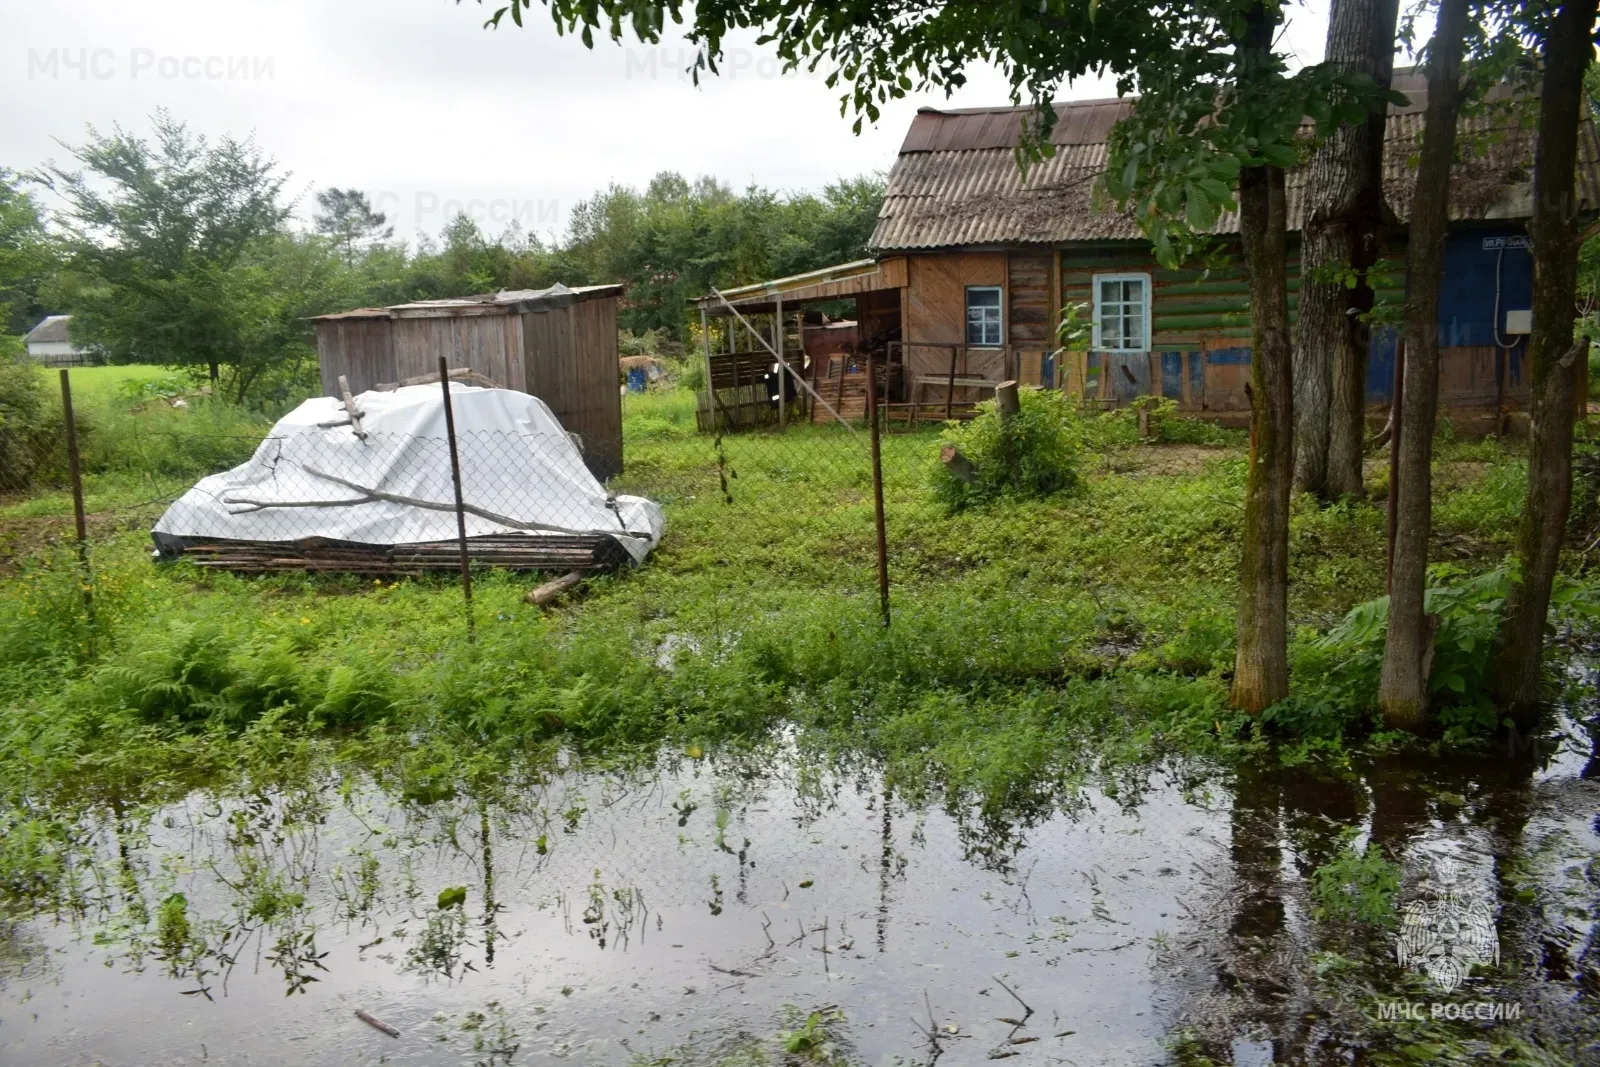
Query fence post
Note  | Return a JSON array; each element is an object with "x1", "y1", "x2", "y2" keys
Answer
[
  {"x1": 866, "y1": 351, "x2": 891, "y2": 627},
  {"x1": 58, "y1": 370, "x2": 95, "y2": 640},
  {"x1": 438, "y1": 356, "x2": 476, "y2": 643}
]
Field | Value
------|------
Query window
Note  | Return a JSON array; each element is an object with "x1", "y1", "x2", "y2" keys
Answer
[
  {"x1": 1092, "y1": 273, "x2": 1151, "y2": 352},
  {"x1": 965, "y1": 286, "x2": 1003, "y2": 347}
]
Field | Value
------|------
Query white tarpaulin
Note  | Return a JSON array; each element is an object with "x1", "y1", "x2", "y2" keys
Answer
[{"x1": 153, "y1": 384, "x2": 664, "y2": 563}]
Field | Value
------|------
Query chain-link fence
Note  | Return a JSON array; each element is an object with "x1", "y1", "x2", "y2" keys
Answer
[{"x1": 1, "y1": 363, "x2": 1255, "y2": 633}]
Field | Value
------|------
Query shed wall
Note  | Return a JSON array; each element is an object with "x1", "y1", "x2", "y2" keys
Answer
[
  {"x1": 523, "y1": 298, "x2": 623, "y2": 479},
  {"x1": 391, "y1": 314, "x2": 524, "y2": 391},
  {"x1": 316, "y1": 295, "x2": 624, "y2": 478},
  {"x1": 316, "y1": 319, "x2": 395, "y2": 396}
]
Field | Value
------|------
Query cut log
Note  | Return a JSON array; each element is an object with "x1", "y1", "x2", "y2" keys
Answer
[
  {"x1": 525, "y1": 569, "x2": 584, "y2": 606},
  {"x1": 940, "y1": 444, "x2": 978, "y2": 484},
  {"x1": 355, "y1": 1010, "x2": 400, "y2": 1038},
  {"x1": 995, "y1": 380, "x2": 1020, "y2": 422}
]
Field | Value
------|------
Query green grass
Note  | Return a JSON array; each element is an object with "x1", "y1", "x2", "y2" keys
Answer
[
  {"x1": 0, "y1": 381, "x2": 1563, "y2": 818},
  {"x1": 2, "y1": 363, "x2": 275, "y2": 530}
]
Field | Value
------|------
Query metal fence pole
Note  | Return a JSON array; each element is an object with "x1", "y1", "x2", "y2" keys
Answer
[
  {"x1": 58, "y1": 369, "x2": 95, "y2": 637},
  {"x1": 438, "y1": 356, "x2": 476, "y2": 643},
  {"x1": 867, "y1": 350, "x2": 891, "y2": 627}
]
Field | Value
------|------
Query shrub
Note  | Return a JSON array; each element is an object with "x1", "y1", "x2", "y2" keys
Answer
[
  {"x1": 930, "y1": 387, "x2": 1083, "y2": 512},
  {"x1": 0, "y1": 343, "x2": 61, "y2": 493},
  {"x1": 1277, "y1": 565, "x2": 1516, "y2": 741}
]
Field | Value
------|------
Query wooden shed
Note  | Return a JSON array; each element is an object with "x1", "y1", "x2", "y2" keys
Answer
[{"x1": 313, "y1": 284, "x2": 626, "y2": 478}]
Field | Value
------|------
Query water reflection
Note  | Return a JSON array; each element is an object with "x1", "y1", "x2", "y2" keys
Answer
[{"x1": 0, "y1": 718, "x2": 1595, "y2": 1066}]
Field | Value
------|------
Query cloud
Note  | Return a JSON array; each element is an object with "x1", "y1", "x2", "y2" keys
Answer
[{"x1": 2, "y1": 0, "x2": 1357, "y2": 243}]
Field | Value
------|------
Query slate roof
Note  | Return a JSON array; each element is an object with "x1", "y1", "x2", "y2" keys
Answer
[
  {"x1": 24, "y1": 315, "x2": 73, "y2": 344},
  {"x1": 869, "y1": 71, "x2": 1600, "y2": 251}
]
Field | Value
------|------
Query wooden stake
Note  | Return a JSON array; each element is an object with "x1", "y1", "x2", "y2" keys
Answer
[{"x1": 338, "y1": 374, "x2": 367, "y2": 439}]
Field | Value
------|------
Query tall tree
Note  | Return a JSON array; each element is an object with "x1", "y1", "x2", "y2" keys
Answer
[
  {"x1": 0, "y1": 169, "x2": 55, "y2": 337},
  {"x1": 1226, "y1": 3, "x2": 1297, "y2": 711},
  {"x1": 313, "y1": 188, "x2": 393, "y2": 264},
  {"x1": 1295, "y1": 0, "x2": 1401, "y2": 499},
  {"x1": 1377, "y1": 0, "x2": 1470, "y2": 730},
  {"x1": 1490, "y1": 0, "x2": 1600, "y2": 720},
  {"x1": 471, "y1": 0, "x2": 1389, "y2": 713},
  {"x1": 40, "y1": 110, "x2": 291, "y2": 385}
]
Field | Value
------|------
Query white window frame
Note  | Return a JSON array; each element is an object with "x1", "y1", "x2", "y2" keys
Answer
[
  {"x1": 1091, "y1": 272, "x2": 1152, "y2": 352},
  {"x1": 965, "y1": 285, "x2": 1005, "y2": 348}
]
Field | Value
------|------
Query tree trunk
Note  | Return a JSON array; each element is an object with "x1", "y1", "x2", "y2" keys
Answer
[
  {"x1": 1490, "y1": 0, "x2": 1600, "y2": 722},
  {"x1": 1232, "y1": 162, "x2": 1294, "y2": 713},
  {"x1": 1376, "y1": 0, "x2": 1468, "y2": 731},
  {"x1": 1312, "y1": 0, "x2": 1401, "y2": 499}
]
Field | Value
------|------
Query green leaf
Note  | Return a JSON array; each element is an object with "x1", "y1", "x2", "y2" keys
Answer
[
  {"x1": 437, "y1": 885, "x2": 468, "y2": 909},
  {"x1": 1185, "y1": 185, "x2": 1218, "y2": 230}
]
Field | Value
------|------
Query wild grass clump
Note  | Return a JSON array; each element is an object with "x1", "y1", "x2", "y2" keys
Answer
[
  {"x1": 1082, "y1": 396, "x2": 1245, "y2": 449},
  {"x1": 930, "y1": 387, "x2": 1083, "y2": 512}
]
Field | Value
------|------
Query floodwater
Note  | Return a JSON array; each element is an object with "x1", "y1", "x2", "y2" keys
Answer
[{"x1": 1, "y1": 715, "x2": 1596, "y2": 1066}]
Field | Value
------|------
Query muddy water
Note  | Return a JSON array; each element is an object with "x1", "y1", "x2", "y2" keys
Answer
[{"x1": 1, "y1": 720, "x2": 1596, "y2": 1066}]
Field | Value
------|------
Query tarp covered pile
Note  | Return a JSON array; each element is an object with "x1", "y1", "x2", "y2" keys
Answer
[{"x1": 152, "y1": 384, "x2": 664, "y2": 573}]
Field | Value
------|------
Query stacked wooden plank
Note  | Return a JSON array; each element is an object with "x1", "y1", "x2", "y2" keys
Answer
[{"x1": 163, "y1": 534, "x2": 630, "y2": 575}]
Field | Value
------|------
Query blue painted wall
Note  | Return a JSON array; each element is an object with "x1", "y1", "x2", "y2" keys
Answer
[
  {"x1": 1438, "y1": 227, "x2": 1533, "y2": 348},
  {"x1": 1363, "y1": 225, "x2": 1530, "y2": 402}
]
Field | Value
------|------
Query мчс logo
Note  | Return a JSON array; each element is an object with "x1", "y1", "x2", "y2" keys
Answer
[{"x1": 1395, "y1": 857, "x2": 1499, "y2": 993}]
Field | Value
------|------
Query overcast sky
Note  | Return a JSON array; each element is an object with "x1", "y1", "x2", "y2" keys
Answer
[{"x1": 4, "y1": 0, "x2": 1369, "y2": 245}]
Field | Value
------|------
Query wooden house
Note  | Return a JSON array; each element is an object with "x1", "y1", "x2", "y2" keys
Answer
[
  {"x1": 694, "y1": 71, "x2": 1600, "y2": 431},
  {"x1": 313, "y1": 284, "x2": 626, "y2": 478},
  {"x1": 23, "y1": 315, "x2": 94, "y2": 367}
]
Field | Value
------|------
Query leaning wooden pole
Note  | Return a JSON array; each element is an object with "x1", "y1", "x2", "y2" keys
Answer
[
  {"x1": 775, "y1": 296, "x2": 787, "y2": 430},
  {"x1": 438, "y1": 356, "x2": 476, "y2": 644}
]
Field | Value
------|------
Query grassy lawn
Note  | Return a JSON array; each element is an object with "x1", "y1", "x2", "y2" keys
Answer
[{"x1": 0, "y1": 379, "x2": 1556, "y2": 819}]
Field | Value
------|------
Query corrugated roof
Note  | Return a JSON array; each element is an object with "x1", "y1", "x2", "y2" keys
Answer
[
  {"x1": 313, "y1": 283, "x2": 626, "y2": 322},
  {"x1": 24, "y1": 315, "x2": 72, "y2": 344},
  {"x1": 871, "y1": 72, "x2": 1600, "y2": 251}
]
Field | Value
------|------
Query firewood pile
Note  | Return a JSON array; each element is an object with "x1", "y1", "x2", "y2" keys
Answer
[{"x1": 158, "y1": 533, "x2": 631, "y2": 575}]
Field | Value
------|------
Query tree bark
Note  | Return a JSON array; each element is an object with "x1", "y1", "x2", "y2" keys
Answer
[
  {"x1": 1376, "y1": 0, "x2": 1468, "y2": 731},
  {"x1": 1308, "y1": 0, "x2": 1401, "y2": 500},
  {"x1": 1490, "y1": 0, "x2": 1600, "y2": 722},
  {"x1": 1232, "y1": 161, "x2": 1294, "y2": 713},
  {"x1": 1229, "y1": 1, "x2": 1294, "y2": 714}
]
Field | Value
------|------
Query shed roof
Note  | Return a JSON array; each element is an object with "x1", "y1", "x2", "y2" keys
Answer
[
  {"x1": 314, "y1": 283, "x2": 625, "y2": 322},
  {"x1": 870, "y1": 71, "x2": 1600, "y2": 251},
  {"x1": 24, "y1": 315, "x2": 73, "y2": 344}
]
